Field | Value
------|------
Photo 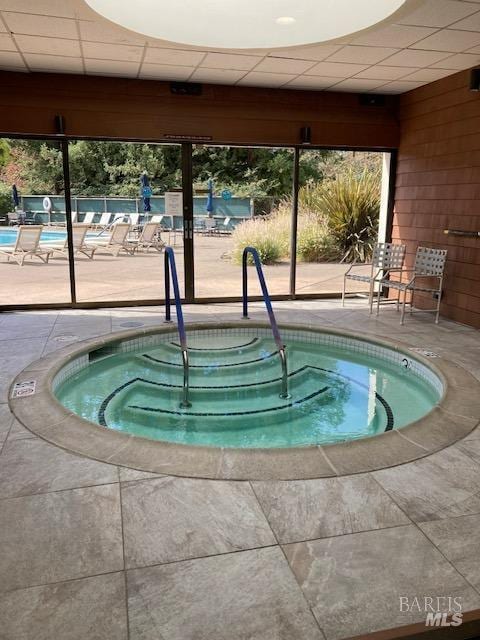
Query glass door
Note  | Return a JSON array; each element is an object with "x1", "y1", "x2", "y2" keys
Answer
[{"x1": 191, "y1": 145, "x2": 294, "y2": 299}]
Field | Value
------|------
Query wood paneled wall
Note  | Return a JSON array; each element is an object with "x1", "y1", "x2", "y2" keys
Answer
[
  {"x1": 0, "y1": 71, "x2": 399, "y2": 148},
  {"x1": 394, "y1": 69, "x2": 480, "y2": 328}
]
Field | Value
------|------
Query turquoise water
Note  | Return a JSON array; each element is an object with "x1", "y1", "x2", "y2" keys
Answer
[
  {"x1": 0, "y1": 230, "x2": 66, "y2": 245},
  {"x1": 56, "y1": 332, "x2": 441, "y2": 448}
]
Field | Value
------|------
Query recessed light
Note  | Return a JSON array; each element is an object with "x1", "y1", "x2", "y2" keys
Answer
[
  {"x1": 84, "y1": 0, "x2": 420, "y2": 50},
  {"x1": 276, "y1": 16, "x2": 296, "y2": 26}
]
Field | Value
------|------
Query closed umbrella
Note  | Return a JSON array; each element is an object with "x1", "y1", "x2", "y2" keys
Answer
[
  {"x1": 141, "y1": 172, "x2": 152, "y2": 214},
  {"x1": 12, "y1": 184, "x2": 19, "y2": 209},
  {"x1": 206, "y1": 179, "x2": 214, "y2": 215}
]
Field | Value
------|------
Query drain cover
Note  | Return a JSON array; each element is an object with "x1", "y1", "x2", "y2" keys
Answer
[{"x1": 120, "y1": 321, "x2": 145, "y2": 328}]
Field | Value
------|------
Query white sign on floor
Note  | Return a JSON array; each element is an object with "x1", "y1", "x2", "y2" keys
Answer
[{"x1": 11, "y1": 380, "x2": 37, "y2": 398}]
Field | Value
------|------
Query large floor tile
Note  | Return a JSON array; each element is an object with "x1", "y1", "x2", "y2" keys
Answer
[
  {"x1": 0, "y1": 484, "x2": 123, "y2": 591},
  {"x1": 252, "y1": 475, "x2": 409, "y2": 543},
  {"x1": 374, "y1": 446, "x2": 480, "y2": 522},
  {"x1": 0, "y1": 438, "x2": 118, "y2": 498},
  {"x1": 127, "y1": 547, "x2": 323, "y2": 640},
  {"x1": 0, "y1": 572, "x2": 127, "y2": 640},
  {"x1": 122, "y1": 476, "x2": 276, "y2": 568},
  {"x1": 0, "y1": 402, "x2": 14, "y2": 447},
  {"x1": 284, "y1": 525, "x2": 480, "y2": 640},
  {"x1": 419, "y1": 514, "x2": 480, "y2": 591}
]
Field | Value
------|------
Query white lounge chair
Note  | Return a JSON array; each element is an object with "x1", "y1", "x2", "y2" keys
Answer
[
  {"x1": 0, "y1": 225, "x2": 52, "y2": 265},
  {"x1": 149, "y1": 214, "x2": 163, "y2": 224},
  {"x1": 89, "y1": 222, "x2": 134, "y2": 256},
  {"x1": 376, "y1": 246, "x2": 448, "y2": 324},
  {"x1": 343, "y1": 242, "x2": 406, "y2": 312},
  {"x1": 91, "y1": 212, "x2": 112, "y2": 230},
  {"x1": 41, "y1": 223, "x2": 97, "y2": 259},
  {"x1": 79, "y1": 212, "x2": 96, "y2": 227},
  {"x1": 57, "y1": 211, "x2": 78, "y2": 227},
  {"x1": 127, "y1": 222, "x2": 164, "y2": 253}
]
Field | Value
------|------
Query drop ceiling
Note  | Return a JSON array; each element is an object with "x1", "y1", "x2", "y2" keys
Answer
[{"x1": 2, "y1": 0, "x2": 480, "y2": 93}]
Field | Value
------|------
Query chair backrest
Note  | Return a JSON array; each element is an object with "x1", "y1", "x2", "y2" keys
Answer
[
  {"x1": 110, "y1": 222, "x2": 131, "y2": 244},
  {"x1": 414, "y1": 246, "x2": 448, "y2": 276},
  {"x1": 14, "y1": 225, "x2": 42, "y2": 252},
  {"x1": 223, "y1": 217, "x2": 231, "y2": 227},
  {"x1": 82, "y1": 212, "x2": 95, "y2": 224},
  {"x1": 129, "y1": 214, "x2": 140, "y2": 225},
  {"x1": 139, "y1": 222, "x2": 158, "y2": 242},
  {"x1": 205, "y1": 217, "x2": 216, "y2": 230},
  {"x1": 8, "y1": 212, "x2": 19, "y2": 222},
  {"x1": 98, "y1": 212, "x2": 111, "y2": 226},
  {"x1": 372, "y1": 242, "x2": 406, "y2": 270},
  {"x1": 150, "y1": 214, "x2": 163, "y2": 224},
  {"x1": 71, "y1": 223, "x2": 88, "y2": 248}
]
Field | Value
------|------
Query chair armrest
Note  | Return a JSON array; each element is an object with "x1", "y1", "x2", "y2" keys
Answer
[{"x1": 344, "y1": 262, "x2": 372, "y2": 276}]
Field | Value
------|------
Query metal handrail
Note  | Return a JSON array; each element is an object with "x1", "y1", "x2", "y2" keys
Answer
[
  {"x1": 164, "y1": 247, "x2": 191, "y2": 408},
  {"x1": 242, "y1": 247, "x2": 290, "y2": 399}
]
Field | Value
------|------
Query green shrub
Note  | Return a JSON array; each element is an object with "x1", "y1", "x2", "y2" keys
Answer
[
  {"x1": 297, "y1": 214, "x2": 339, "y2": 262},
  {"x1": 0, "y1": 183, "x2": 13, "y2": 215},
  {"x1": 300, "y1": 169, "x2": 380, "y2": 263}
]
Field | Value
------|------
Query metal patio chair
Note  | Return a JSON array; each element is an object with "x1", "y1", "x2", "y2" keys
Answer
[
  {"x1": 376, "y1": 246, "x2": 448, "y2": 324},
  {"x1": 342, "y1": 242, "x2": 406, "y2": 313}
]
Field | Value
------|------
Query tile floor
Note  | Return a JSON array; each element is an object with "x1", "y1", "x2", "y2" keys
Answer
[{"x1": 0, "y1": 300, "x2": 479, "y2": 639}]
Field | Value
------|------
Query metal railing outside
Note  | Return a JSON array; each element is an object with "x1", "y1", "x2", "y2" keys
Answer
[
  {"x1": 164, "y1": 247, "x2": 191, "y2": 407},
  {"x1": 242, "y1": 246, "x2": 290, "y2": 399}
]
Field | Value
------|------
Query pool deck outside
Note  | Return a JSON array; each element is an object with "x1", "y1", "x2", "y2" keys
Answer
[{"x1": 0, "y1": 300, "x2": 480, "y2": 639}]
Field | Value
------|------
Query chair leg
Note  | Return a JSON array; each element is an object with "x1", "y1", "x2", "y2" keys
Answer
[
  {"x1": 368, "y1": 279, "x2": 374, "y2": 315},
  {"x1": 376, "y1": 285, "x2": 381, "y2": 316},
  {"x1": 435, "y1": 280, "x2": 443, "y2": 324},
  {"x1": 342, "y1": 277, "x2": 346, "y2": 307},
  {"x1": 400, "y1": 289, "x2": 407, "y2": 325}
]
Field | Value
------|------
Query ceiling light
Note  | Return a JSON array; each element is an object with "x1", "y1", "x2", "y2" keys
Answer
[{"x1": 84, "y1": 0, "x2": 420, "y2": 50}]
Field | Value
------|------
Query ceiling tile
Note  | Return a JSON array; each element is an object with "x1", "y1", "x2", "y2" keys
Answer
[
  {"x1": 254, "y1": 57, "x2": 316, "y2": 74},
  {"x1": 14, "y1": 34, "x2": 81, "y2": 57},
  {"x1": 200, "y1": 52, "x2": 261, "y2": 71},
  {"x1": 0, "y1": 32, "x2": 17, "y2": 51},
  {"x1": 23, "y1": 53, "x2": 83, "y2": 72},
  {"x1": 329, "y1": 78, "x2": 387, "y2": 92},
  {"x1": 84, "y1": 59, "x2": 140, "y2": 76},
  {"x1": 411, "y1": 28, "x2": 480, "y2": 52},
  {"x1": 237, "y1": 72, "x2": 297, "y2": 87},
  {"x1": 352, "y1": 24, "x2": 437, "y2": 48},
  {"x1": 0, "y1": 50, "x2": 25, "y2": 67},
  {"x1": 0, "y1": 0, "x2": 78, "y2": 18},
  {"x1": 285, "y1": 76, "x2": 343, "y2": 90},
  {"x1": 450, "y1": 10, "x2": 480, "y2": 31},
  {"x1": 144, "y1": 47, "x2": 205, "y2": 66},
  {"x1": 139, "y1": 63, "x2": 193, "y2": 80},
  {"x1": 82, "y1": 42, "x2": 144, "y2": 63},
  {"x1": 190, "y1": 68, "x2": 246, "y2": 83},
  {"x1": 326, "y1": 45, "x2": 399, "y2": 65},
  {"x1": 270, "y1": 44, "x2": 343, "y2": 61},
  {"x1": 398, "y1": 0, "x2": 478, "y2": 28},
  {"x1": 354, "y1": 65, "x2": 418, "y2": 80},
  {"x1": 380, "y1": 49, "x2": 452, "y2": 66},
  {"x1": 401, "y1": 67, "x2": 455, "y2": 81},
  {"x1": 3, "y1": 12, "x2": 77, "y2": 39},
  {"x1": 306, "y1": 61, "x2": 369, "y2": 77},
  {"x1": 380, "y1": 80, "x2": 429, "y2": 93},
  {"x1": 78, "y1": 20, "x2": 147, "y2": 45},
  {"x1": 430, "y1": 52, "x2": 480, "y2": 69}
]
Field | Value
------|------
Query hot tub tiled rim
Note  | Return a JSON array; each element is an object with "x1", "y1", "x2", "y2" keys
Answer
[{"x1": 8, "y1": 322, "x2": 479, "y2": 481}]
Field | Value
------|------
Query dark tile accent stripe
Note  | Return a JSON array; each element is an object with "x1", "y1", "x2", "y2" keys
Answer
[
  {"x1": 170, "y1": 337, "x2": 260, "y2": 351},
  {"x1": 142, "y1": 350, "x2": 279, "y2": 368},
  {"x1": 128, "y1": 386, "x2": 330, "y2": 418}
]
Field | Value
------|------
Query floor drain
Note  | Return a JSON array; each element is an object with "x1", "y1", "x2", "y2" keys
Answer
[{"x1": 120, "y1": 321, "x2": 145, "y2": 328}]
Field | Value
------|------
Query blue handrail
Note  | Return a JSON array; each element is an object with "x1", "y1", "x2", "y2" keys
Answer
[
  {"x1": 242, "y1": 247, "x2": 290, "y2": 399},
  {"x1": 164, "y1": 247, "x2": 190, "y2": 407}
]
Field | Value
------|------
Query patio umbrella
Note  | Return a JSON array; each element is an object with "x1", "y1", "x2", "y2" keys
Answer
[
  {"x1": 206, "y1": 179, "x2": 214, "y2": 215},
  {"x1": 141, "y1": 172, "x2": 152, "y2": 213},
  {"x1": 12, "y1": 184, "x2": 19, "y2": 209}
]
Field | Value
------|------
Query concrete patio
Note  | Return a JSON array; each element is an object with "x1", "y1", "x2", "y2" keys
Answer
[{"x1": 0, "y1": 299, "x2": 479, "y2": 639}]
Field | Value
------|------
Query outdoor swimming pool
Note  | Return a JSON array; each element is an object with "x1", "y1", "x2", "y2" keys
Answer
[
  {"x1": 55, "y1": 326, "x2": 442, "y2": 449},
  {"x1": 0, "y1": 229, "x2": 67, "y2": 245}
]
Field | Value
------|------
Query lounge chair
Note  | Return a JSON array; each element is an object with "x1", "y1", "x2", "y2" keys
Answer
[
  {"x1": 41, "y1": 223, "x2": 97, "y2": 259},
  {"x1": 342, "y1": 242, "x2": 406, "y2": 312},
  {"x1": 126, "y1": 222, "x2": 164, "y2": 253},
  {"x1": 88, "y1": 222, "x2": 134, "y2": 256},
  {"x1": 91, "y1": 212, "x2": 112, "y2": 230},
  {"x1": 150, "y1": 214, "x2": 163, "y2": 224},
  {"x1": 0, "y1": 225, "x2": 52, "y2": 265},
  {"x1": 79, "y1": 212, "x2": 96, "y2": 227},
  {"x1": 57, "y1": 211, "x2": 78, "y2": 227},
  {"x1": 205, "y1": 217, "x2": 217, "y2": 235},
  {"x1": 376, "y1": 246, "x2": 448, "y2": 324}
]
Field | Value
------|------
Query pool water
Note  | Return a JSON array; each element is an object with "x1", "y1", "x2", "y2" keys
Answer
[
  {"x1": 0, "y1": 229, "x2": 69, "y2": 245},
  {"x1": 56, "y1": 332, "x2": 441, "y2": 448}
]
